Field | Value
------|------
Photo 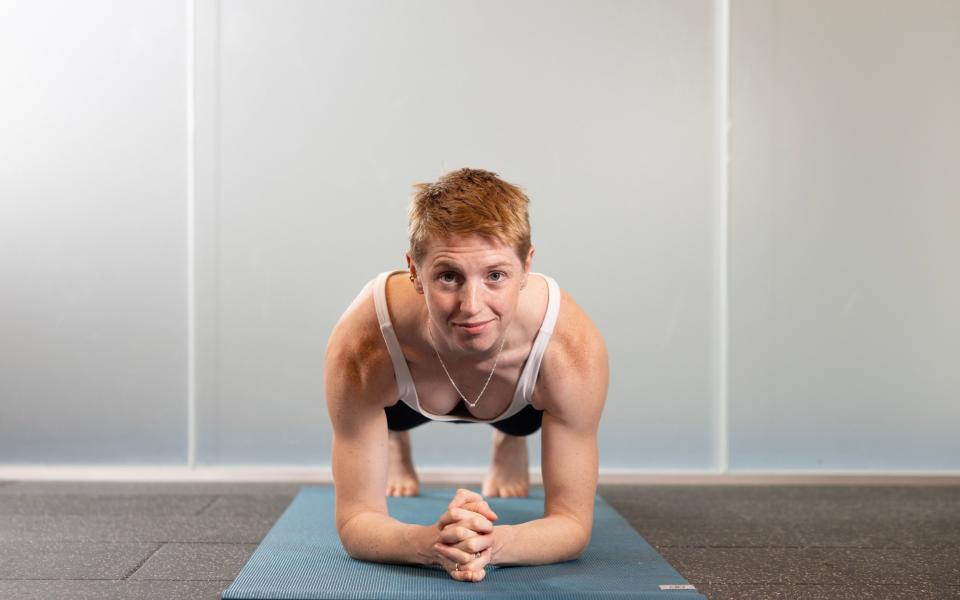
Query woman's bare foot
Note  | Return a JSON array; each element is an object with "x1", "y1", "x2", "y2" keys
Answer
[
  {"x1": 482, "y1": 430, "x2": 530, "y2": 497},
  {"x1": 386, "y1": 430, "x2": 420, "y2": 496}
]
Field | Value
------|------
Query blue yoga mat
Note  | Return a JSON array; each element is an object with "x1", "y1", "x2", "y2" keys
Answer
[{"x1": 222, "y1": 486, "x2": 705, "y2": 599}]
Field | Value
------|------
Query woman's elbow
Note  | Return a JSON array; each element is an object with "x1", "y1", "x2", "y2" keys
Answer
[
  {"x1": 567, "y1": 530, "x2": 592, "y2": 561},
  {"x1": 336, "y1": 529, "x2": 358, "y2": 559}
]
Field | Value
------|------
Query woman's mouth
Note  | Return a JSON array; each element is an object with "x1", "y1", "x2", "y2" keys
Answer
[{"x1": 456, "y1": 319, "x2": 492, "y2": 334}]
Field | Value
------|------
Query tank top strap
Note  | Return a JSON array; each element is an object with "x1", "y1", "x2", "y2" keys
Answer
[
  {"x1": 373, "y1": 270, "x2": 418, "y2": 405},
  {"x1": 511, "y1": 272, "x2": 561, "y2": 408}
]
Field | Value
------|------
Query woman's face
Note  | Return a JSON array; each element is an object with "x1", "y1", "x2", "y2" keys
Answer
[{"x1": 408, "y1": 233, "x2": 533, "y2": 357}]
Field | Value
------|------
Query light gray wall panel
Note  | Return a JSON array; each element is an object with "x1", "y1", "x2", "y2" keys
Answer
[
  {"x1": 729, "y1": 0, "x2": 960, "y2": 471},
  {"x1": 0, "y1": 0, "x2": 188, "y2": 463},
  {"x1": 200, "y1": 0, "x2": 719, "y2": 468}
]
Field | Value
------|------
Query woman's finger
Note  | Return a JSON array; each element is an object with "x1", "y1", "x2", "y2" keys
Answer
[
  {"x1": 436, "y1": 551, "x2": 487, "y2": 583},
  {"x1": 451, "y1": 565, "x2": 486, "y2": 582},
  {"x1": 436, "y1": 507, "x2": 493, "y2": 532},
  {"x1": 461, "y1": 546, "x2": 492, "y2": 571},
  {"x1": 438, "y1": 523, "x2": 481, "y2": 545},
  {"x1": 459, "y1": 499, "x2": 498, "y2": 522},
  {"x1": 433, "y1": 539, "x2": 491, "y2": 565},
  {"x1": 442, "y1": 528, "x2": 494, "y2": 554},
  {"x1": 448, "y1": 488, "x2": 485, "y2": 509},
  {"x1": 448, "y1": 532, "x2": 493, "y2": 555},
  {"x1": 433, "y1": 542, "x2": 475, "y2": 566}
]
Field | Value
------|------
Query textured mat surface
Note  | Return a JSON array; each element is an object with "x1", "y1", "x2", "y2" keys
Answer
[{"x1": 222, "y1": 486, "x2": 705, "y2": 599}]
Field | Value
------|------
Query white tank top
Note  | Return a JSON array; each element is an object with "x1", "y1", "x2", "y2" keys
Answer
[{"x1": 370, "y1": 269, "x2": 561, "y2": 423}]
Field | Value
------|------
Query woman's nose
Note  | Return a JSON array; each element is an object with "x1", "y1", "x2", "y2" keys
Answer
[{"x1": 459, "y1": 280, "x2": 483, "y2": 314}]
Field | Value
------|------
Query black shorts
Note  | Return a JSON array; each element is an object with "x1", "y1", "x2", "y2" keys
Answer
[{"x1": 385, "y1": 400, "x2": 543, "y2": 437}]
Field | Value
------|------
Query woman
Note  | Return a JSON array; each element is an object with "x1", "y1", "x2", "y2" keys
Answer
[{"x1": 325, "y1": 168, "x2": 608, "y2": 582}]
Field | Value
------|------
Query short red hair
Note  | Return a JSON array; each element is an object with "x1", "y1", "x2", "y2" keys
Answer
[{"x1": 407, "y1": 168, "x2": 532, "y2": 267}]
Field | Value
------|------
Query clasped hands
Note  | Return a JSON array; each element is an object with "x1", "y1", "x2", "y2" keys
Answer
[{"x1": 429, "y1": 488, "x2": 500, "y2": 582}]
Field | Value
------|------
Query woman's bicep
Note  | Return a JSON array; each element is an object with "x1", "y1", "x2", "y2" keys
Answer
[{"x1": 325, "y1": 348, "x2": 390, "y2": 536}]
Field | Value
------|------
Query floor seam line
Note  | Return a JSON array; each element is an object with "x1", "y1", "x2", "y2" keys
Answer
[
  {"x1": 121, "y1": 542, "x2": 165, "y2": 580},
  {"x1": 194, "y1": 496, "x2": 220, "y2": 516}
]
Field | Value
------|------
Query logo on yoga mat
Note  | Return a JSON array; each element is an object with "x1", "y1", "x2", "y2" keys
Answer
[{"x1": 659, "y1": 584, "x2": 698, "y2": 590}]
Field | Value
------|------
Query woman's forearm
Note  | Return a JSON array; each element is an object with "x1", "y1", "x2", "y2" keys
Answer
[
  {"x1": 339, "y1": 511, "x2": 437, "y2": 566},
  {"x1": 491, "y1": 515, "x2": 589, "y2": 566},
  {"x1": 340, "y1": 511, "x2": 588, "y2": 570}
]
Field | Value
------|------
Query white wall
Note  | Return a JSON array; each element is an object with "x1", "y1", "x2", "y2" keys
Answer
[
  {"x1": 192, "y1": 0, "x2": 718, "y2": 469},
  {"x1": 729, "y1": 0, "x2": 960, "y2": 471},
  {"x1": 1, "y1": 0, "x2": 957, "y2": 473},
  {"x1": 0, "y1": 0, "x2": 188, "y2": 463}
]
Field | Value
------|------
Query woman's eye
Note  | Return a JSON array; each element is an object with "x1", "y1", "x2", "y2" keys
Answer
[{"x1": 436, "y1": 271, "x2": 506, "y2": 283}]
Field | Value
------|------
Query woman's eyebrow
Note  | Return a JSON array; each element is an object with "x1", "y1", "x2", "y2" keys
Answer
[{"x1": 431, "y1": 261, "x2": 512, "y2": 270}]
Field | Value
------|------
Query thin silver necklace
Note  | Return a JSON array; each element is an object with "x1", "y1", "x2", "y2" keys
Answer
[{"x1": 427, "y1": 319, "x2": 508, "y2": 408}]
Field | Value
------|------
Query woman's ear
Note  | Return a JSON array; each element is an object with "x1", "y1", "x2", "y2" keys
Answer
[
  {"x1": 405, "y1": 252, "x2": 416, "y2": 278},
  {"x1": 405, "y1": 252, "x2": 423, "y2": 294}
]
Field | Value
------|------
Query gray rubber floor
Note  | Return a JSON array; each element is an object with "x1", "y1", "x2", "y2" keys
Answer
[{"x1": 0, "y1": 480, "x2": 957, "y2": 599}]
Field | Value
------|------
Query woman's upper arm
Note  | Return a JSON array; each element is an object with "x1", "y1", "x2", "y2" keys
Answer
[{"x1": 324, "y1": 292, "x2": 391, "y2": 535}]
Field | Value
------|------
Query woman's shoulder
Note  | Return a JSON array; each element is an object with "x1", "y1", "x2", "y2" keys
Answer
[
  {"x1": 551, "y1": 286, "x2": 606, "y2": 366},
  {"x1": 325, "y1": 274, "x2": 396, "y2": 399},
  {"x1": 330, "y1": 269, "x2": 411, "y2": 340},
  {"x1": 533, "y1": 283, "x2": 608, "y2": 413}
]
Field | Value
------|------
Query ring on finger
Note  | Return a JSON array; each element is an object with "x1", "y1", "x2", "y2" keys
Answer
[{"x1": 455, "y1": 563, "x2": 460, "y2": 572}]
